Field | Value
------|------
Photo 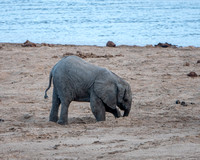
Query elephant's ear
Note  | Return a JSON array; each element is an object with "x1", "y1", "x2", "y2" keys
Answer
[
  {"x1": 93, "y1": 72, "x2": 117, "y2": 109},
  {"x1": 117, "y1": 83, "x2": 126, "y2": 103}
]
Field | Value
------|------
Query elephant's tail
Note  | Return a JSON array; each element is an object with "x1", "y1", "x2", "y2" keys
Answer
[{"x1": 44, "y1": 69, "x2": 53, "y2": 99}]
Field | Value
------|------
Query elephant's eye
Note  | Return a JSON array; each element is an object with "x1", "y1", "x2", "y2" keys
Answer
[{"x1": 124, "y1": 99, "x2": 128, "y2": 102}]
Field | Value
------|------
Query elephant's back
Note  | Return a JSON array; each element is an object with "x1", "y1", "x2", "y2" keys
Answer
[
  {"x1": 59, "y1": 55, "x2": 99, "y2": 73},
  {"x1": 53, "y1": 56, "x2": 100, "y2": 87}
]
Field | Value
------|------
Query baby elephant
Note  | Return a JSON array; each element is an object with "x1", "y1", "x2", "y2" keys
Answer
[{"x1": 44, "y1": 55, "x2": 132, "y2": 125}]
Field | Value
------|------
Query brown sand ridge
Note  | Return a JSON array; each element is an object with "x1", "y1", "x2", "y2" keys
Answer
[{"x1": 0, "y1": 43, "x2": 200, "y2": 159}]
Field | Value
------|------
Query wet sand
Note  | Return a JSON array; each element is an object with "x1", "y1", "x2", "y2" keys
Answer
[{"x1": 0, "y1": 43, "x2": 200, "y2": 159}]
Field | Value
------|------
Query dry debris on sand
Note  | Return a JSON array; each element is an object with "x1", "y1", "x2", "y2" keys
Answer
[{"x1": 0, "y1": 43, "x2": 200, "y2": 159}]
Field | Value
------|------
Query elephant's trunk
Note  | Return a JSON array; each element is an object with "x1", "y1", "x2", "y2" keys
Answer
[{"x1": 123, "y1": 108, "x2": 130, "y2": 117}]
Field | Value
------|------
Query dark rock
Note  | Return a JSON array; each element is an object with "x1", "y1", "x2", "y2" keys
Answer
[
  {"x1": 183, "y1": 62, "x2": 190, "y2": 66},
  {"x1": 52, "y1": 55, "x2": 58, "y2": 58},
  {"x1": 42, "y1": 43, "x2": 48, "y2": 46},
  {"x1": 53, "y1": 144, "x2": 60, "y2": 150},
  {"x1": 176, "y1": 100, "x2": 181, "y2": 104},
  {"x1": 176, "y1": 100, "x2": 189, "y2": 106},
  {"x1": 181, "y1": 101, "x2": 187, "y2": 106},
  {"x1": 23, "y1": 114, "x2": 32, "y2": 119},
  {"x1": 197, "y1": 60, "x2": 200, "y2": 64},
  {"x1": 0, "y1": 119, "x2": 4, "y2": 122},
  {"x1": 9, "y1": 127, "x2": 16, "y2": 131},
  {"x1": 106, "y1": 41, "x2": 116, "y2": 47},
  {"x1": 187, "y1": 72, "x2": 198, "y2": 77},
  {"x1": 155, "y1": 42, "x2": 176, "y2": 48},
  {"x1": 22, "y1": 40, "x2": 36, "y2": 47},
  {"x1": 42, "y1": 43, "x2": 54, "y2": 47}
]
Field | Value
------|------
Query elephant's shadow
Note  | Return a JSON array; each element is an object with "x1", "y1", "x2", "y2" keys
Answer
[{"x1": 68, "y1": 116, "x2": 96, "y2": 124}]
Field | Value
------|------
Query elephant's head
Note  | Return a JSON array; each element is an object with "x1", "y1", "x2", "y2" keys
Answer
[
  {"x1": 94, "y1": 69, "x2": 132, "y2": 117},
  {"x1": 117, "y1": 80, "x2": 132, "y2": 117}
]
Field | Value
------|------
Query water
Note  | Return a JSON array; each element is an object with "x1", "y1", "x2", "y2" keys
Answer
[{"x1": 0, "y1": 0, "x2": 200, "y2": 46}]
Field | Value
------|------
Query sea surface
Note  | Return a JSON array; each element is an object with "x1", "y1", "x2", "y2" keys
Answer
[{"x1": 0, "y1": 0, "x2": 200, "y2": 46}]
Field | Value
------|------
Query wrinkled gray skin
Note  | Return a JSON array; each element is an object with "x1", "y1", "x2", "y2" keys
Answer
[{"x1": 44, "y1": 56, "x2": 132, "y2": 125}]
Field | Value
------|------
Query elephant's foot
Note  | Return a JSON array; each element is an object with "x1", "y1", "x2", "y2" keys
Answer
[
  {"x1": 57, "y1": 119, "x2": 68, "y2": 125},
  {"x1": 49, "y1": 116, "x2": 58, "y2": 123},
  {"x1": 95, "y1": 114, "x2": 106, "y2": 122},
  {"x1": 96, "y1": 118, "x2": 106, "y2": 122}
]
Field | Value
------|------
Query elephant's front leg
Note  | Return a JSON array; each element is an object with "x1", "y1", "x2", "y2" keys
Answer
[
  {"x1": 90, "y1": 91, "x2": 106, "y2": 121},
  {"x1": 49, "y1": 89, "x2": 61, "y2": 122},
  {"x1": 105, "y1": 106, "x2": 121, "y2": 118}
]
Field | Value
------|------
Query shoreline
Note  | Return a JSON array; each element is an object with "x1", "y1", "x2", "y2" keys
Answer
[{"x1": 0, "y1": 41, "x2": 199, "y2": 48}]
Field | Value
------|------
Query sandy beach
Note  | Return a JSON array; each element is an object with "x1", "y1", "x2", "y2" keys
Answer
[{"x1": 0, "y1": 43, "x2": 200, "y2": 159}]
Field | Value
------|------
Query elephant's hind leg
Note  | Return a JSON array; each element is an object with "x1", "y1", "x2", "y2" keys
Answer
[
  {"x1": 49, "y1": 89, "x2": 61, "y2": 122},
  {"x1": 57, "y1": 98, "x2": 71, "y2": 125},
  {"x1": 90, "y1": 92, "x2": 106, "y2": 121}
]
